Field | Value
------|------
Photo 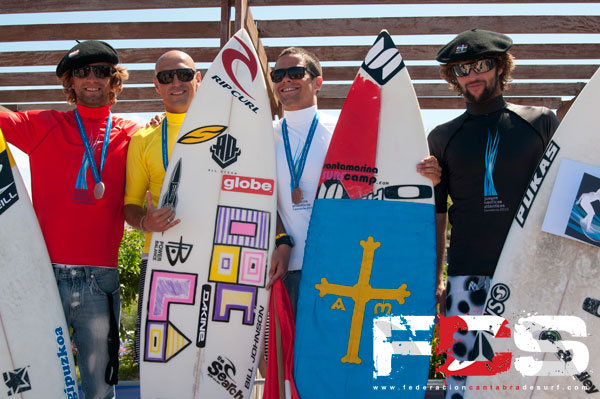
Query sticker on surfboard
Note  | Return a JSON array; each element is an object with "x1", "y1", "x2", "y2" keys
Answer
[
  {"x1": 542, "y1": 158, "x2": 600, "y2": 247},
  {"x1": 0, "y1": 147, "x2": 19, "y2": 216}
]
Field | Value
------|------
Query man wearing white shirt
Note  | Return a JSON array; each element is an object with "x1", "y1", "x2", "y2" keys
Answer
[
  {"x1": 266, "y1": 47, "x2": 336, "y2": 314},
  {"x1": 266, "y1": 47, "x2": 440, "y2": 315}
]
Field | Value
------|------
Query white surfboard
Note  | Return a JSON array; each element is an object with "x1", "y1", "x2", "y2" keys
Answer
[
  {"x1": 463, "y1": 69, "x2": 600, "y2": 397},
  {"x1": 0, "y1": 130, "x2": 78, "y2": 399},
  {"x1": 140, "y1": 29, "x2": 276, "y2": 399}
]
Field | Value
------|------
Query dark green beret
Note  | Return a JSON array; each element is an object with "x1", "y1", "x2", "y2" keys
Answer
[
  {"x1": 436, "y1": 29, "x2": 512, "y2": 64},
  {"x1": 56, "y1": 40, "x2": 119, "y2": 77}
]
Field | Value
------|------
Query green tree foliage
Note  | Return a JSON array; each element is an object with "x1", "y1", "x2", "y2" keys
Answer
[
  {"x1": 117, "y1": 228, "x2": 143, "y2": 380},
  {"x1": 118, "y1": 228, "x2": 143, "y2": 309}
]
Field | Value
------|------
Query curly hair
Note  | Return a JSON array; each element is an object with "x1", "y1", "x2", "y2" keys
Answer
[
  {"x1": 440, "y1": 52, "x2": 515, "y2": 93},
  {"x1": 60, "y1": 65, "x2": 129, "y2": 105},
  {"x1": 276, "y1": 47, "x2": 322, "y2": 79}
]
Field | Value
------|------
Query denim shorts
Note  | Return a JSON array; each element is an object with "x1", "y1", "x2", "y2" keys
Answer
[{"x1": 54, "y1": 265, "x2": 120, "y2": 399}]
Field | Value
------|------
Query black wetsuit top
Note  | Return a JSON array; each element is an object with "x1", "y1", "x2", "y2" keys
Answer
[{"x1": 428, "y1": 95, "x2": 559, "y2": 276}]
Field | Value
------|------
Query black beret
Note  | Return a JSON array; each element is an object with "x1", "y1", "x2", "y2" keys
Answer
[
  {"x1": 56, "y1": 40, "x2": 119, "y2": 77},
  {"x1": 436, "y1": 29, "x2": 513, "y2": 64}
]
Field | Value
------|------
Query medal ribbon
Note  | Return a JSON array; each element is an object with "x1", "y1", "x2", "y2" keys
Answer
[
  {"x1": 281, "y1": 113, "x2": 319, "y2": 194},
  {"x1": 74, "y1": 110, "x2": 112, "y2": 190},
  {"x1": 161, "y1": 117, "x2": 169, "y2": 171}
]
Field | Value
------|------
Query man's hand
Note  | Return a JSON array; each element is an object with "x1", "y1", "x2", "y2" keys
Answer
[
  {"x1": 142, "y1": 191, "x2": 180, "y2": 232},
  {"x1": 417, "y1": 155, "x2": 441, "y2": 186},
  {"x1": 266, "y1": 244, "x2": 291, "y2": 290},
  {"x1": 145, "y1": 113, "x2": 165, "y2": 129}
]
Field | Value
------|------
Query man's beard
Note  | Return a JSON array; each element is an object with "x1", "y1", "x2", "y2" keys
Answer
[{"x1": 459, "y1": 76, "x2": 500, "y2": 103}]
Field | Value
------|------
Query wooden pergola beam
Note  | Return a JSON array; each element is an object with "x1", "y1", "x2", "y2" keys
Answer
[
  {"x1": 255, "y1": 16, "x2": 600, "y2": 37},
  {"x1": 1, "y1": 65, "x2": 597, "y2": 87},
  {"x1": 3, "y1": 96, "x2": 564, "y2": 113},
  {"x1": 2, "y1": 44, "x2": 599, "y2": 68},
  {"x1": 2, "y1": 16, "x2": 598, "y2": 42},
  {"x1": 0, "y1": 82, "x2": 582, "y2": 103},
  {"x1": 2, "y1": 0, "x2": 600, "y2": 13}
]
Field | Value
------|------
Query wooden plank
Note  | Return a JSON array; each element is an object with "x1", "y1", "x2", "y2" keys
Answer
[
  {"x1": 319, "y1": 82, "x2": 587, "y2": 98},
  {"x1": 264, "y1": 44, "x2": 600, "y2": 62},
  {"x1": 0, "y1": 87, "x2": 161, "y2": 103},
  {"x1": 2, "y1": 16, "x2": 596, "y2": 43},
  {"x1": 0, "y1": 82, "x2": 581, "y2": 103},
  {"x1": 0, "y1": 48, "x2": 221, "y2": 67},
  {"x1": 251, "y1": 0, "x2": 600, "y2": 4},
  {"x1": 221, "y1": 0, "x2": 232, "y2": 48},
  {"x1": 3, "y1": 0, "x2": 600, "y2": 13},
  {"x1": 318, "y1": 96, "x2": 564, "y2": 110},
  {"x1": 4, "y1": 101, "x2": 163, "y2": 113},
  {"x1": 235, "y1": 0, "x2": 248, "y2": 33},
  {"x1": 0, "y1": 22, "x2": 220, "y2": 42},
  {"x1": 323, "y1": 64, "x2": 599, "y2": 81},
  {"x1": 4, "y1": 96, "x2": 563, "y2": 113},
  {"x1": 2, "y1": 65, "x2": 596, "y2": 87},
  {"x1": 2, "y1": 16, "x2": 596, "y2": 42},
  {"x1": 243, "y1": 6, "x2": 282, "y2": 117},
  {"x1": 257, "y1": 16, "x2": 600, "y2": 37},
  {"x1": 1, "y1": 1, "x2": 216, "y2": 13},
  {"x1": 3, "y1": 44, "x2": 598, "y2": 68}
]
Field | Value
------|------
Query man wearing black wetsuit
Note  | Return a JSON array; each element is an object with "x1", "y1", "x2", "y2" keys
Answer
[{"x1": 428, "y1": 29, "x2": 559, "y2": 399}]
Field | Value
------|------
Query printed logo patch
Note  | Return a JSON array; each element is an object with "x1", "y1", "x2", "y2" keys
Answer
[
  {"x1": 178, "y1": 125, "x2": 227, "y2": 145},
  {"x1": 210, "y1": 134, "x2": 241, "y2": 169},
  {"x1": 165, "y1": 236, "x2": 193, "y2": 266},
  {"x1": 362, "y1": 31, "x2": 405, "y2": 85},
  {"x1": 0, "y1": 149, "x2": 19, "y2": 216},
  {"x1": 3, "y1": 367, "x2": 31, "y2": 396},
  {"x1": 455, "y1": 44, "x2": 469, "y2": 54},
  {"x1": 221, "y1": 175, "x2": 273, "y2": 196},
  {"x1": 565, "y1": 172, "x2": 600, "y2": 246},
  {"x1": 161, "y1": 158, "x2": 182, "y2": 210},
  {"x1": 222, "y1": 36, "x2": 257, "y2": 100}
]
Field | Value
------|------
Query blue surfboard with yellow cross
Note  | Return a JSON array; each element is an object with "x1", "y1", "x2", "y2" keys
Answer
[{"x1": 294, "y1": 31, "x2": 437, "y2": 398}]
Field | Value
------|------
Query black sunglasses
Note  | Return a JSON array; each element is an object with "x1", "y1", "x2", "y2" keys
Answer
[
  {"x1": 452, "y1": 58, "x2": 496, "y2": 77},
  {"x1": 156, "y1": 68, "x2": 196, "y2": 84},
  {"x1": 72, "y1": 65, "x2": 115, "y2": 79},
  {"x1": 270, "y1": 66, "x2": 316, "y2": 83}
]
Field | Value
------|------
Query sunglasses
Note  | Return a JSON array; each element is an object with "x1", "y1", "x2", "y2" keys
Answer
[
  {"x1": 452, "y1": 58, "x2": 496, "y2": 77},
  {"x1": 270, "y1": 66, "x2": 316, "y2": 83},
  {"x1": 156, "y1": 68, "x2": 196, "y2": 84},
  {"x1": 72, "y1": 65, "x2": 115, "y2": 79}
]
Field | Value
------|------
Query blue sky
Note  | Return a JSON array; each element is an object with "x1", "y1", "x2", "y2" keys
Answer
[{"x1": 2, "y1": 3, "x2": 599, "y2": 192}]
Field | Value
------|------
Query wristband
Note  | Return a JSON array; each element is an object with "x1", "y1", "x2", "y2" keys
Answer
[
  {"x1": 275, "y1": 233, "x2": 295, "y2": 248},
  {"x1": 139, "y1": 215, "x2": 147, "y2": 233}
]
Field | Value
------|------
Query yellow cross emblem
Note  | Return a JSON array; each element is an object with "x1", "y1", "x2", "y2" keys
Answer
[{"x1": 315, "y1": 236, "x2": 411, "y2": 364}]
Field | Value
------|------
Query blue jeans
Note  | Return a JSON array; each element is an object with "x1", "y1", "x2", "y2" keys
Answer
[
  {"x1": 283, "y1": 270, "x2": 301, "y2": 317},
  {"x1": 54, "y1": 266, "x2": 120, "y2": 399}
]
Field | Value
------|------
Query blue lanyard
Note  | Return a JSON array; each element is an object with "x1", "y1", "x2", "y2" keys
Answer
[
  {"x1": 281, "y1": 113, "x2": 319, "y2": 191},
  {"x1": 161, "y1": 117, "x2": 169, "y2": 171},
  {"x1": 74, "y1": 110, "x2": 111, "y2": 186}
]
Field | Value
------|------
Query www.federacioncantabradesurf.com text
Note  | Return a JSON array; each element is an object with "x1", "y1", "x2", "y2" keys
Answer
[{"x1": 372, "y1": 384, "x2": 596, "y2": 393}]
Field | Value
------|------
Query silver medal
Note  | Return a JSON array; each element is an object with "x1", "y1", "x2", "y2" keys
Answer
[{"x1": 94, "y1": 181, "x2": 105, "y2": 199}]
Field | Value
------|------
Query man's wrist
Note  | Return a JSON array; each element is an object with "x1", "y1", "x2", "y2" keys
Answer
[{"x1": 139, "y1": 215, "x2": 148, "y2": 233}]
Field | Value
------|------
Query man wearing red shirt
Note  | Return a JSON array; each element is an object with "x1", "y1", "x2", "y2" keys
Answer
[{"x1": 0, "y1": 40, "x2": 139, "y2": 399}]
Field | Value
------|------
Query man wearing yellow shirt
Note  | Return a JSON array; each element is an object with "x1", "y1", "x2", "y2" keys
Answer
[{"x1": 123, "y1": 50, "x2": 201, "y2": 363}]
